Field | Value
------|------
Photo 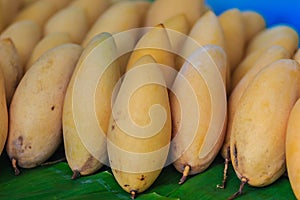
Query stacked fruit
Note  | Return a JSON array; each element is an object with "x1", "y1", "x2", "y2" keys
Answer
[{"x1": 0, "y1": 0, "x2": 300, "y2": 199}]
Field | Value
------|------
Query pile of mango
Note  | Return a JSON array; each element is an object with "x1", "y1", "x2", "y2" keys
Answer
[{"x1": 1, "y1": 0, "x2": 300, "y2": 199}]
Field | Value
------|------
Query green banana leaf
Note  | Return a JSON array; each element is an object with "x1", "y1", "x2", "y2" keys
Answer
[{"x1": 0, "y1": 148, "x2": 296, "y2": 200}]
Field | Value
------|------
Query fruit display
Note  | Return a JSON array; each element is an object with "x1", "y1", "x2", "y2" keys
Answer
[{"x1": 0, "y1": 0, "x2": 300, "y2": 199}]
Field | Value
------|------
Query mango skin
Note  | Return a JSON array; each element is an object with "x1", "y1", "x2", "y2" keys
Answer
[
  {"x1": 69, "y1": 0, "x2": 111, "y2": 26},
  {"x1": 0, "y1": 70, "x2": 8, "y2": 156},
  {"x1": 107, "y1": 55, "x2": 171, "y2": 194},
  {"x1": 0, "y1": 0, "x2": 22, "y2": 33},
  {"x1": 221, "y1": 46, "x2": 290, "y2": 159},
  {"x1": 81, "y1": 0, "x2": 150, "y2": 47},
  {"x1": 63, "y1": 33, "x2": 120, "y2": 176},
  {"x1": 286, "y1": 98, "x2": 300, "y2": 199},
  {"x1": 241, "y1": 11, "x2": 266, "y2": 42},
  {"x1": 13, "y1": 0, "x2": 57, "y2": 27},
  {"x1": 0, "y1": 38, "x2": 22, "y2": 105},
  {"x1": 230, "y1": 59, "x2": 300, "y2": 187},
  {"x1": 246, "y1": 25, "x2": 298, "y2": 57},
  {"x1": 170, "y1": 45, "x2": 227, "y2": 175},
  {"x1": 6, "y1": 44, "x2": 82, "y2": 168},
  {"x1": 26, "y1": 32, "x2": 73, "y2": 71},
  {"x1": 44, "y1": 6, "x2": 89, "y2": 44},
  {"x1": 219, "y1": 8, "x2": 245, "y2": 73},
  {"x1": 0, "y1": 20, "x2": 42, "y2": 67},
  {"x1": 144, "y1": 0, "x2": 204, "y2": 27}
]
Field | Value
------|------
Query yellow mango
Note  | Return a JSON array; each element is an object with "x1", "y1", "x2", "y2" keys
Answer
[
  {"x1": 246, "y1": 25, "x2": 298, "y2": 56},
  {"x1": 126, "y1": 24, "x2": 175, "y2": 83},
  {"x1": 170, "y1": 45, "x2": 227, "y2": 183},
  {"x1": 6, "y1": 43, "x2": 82, "y2": 172},
  {"x1": 82, "y1": 0, "x2": 150, "y2": 47},
  {"x1": 162, "y1": 14, "x2": 190, "y2": 54},
  {"x1": 63, "y1": 32, "x2": 120, "y2": 177},
  {"x1": 0, "y1": 20, "x2": 42, "y2": 67},
  {"x1": 286, "y1": 98, "x2": 300, "y2": 200},
  {"x1": 176, "y1": 11, "x2": 226, "y2": 71},
  {"x1": 242, "y1": 11, "x2": 266, "y2": 42},
  {"x1": 26, "y1": 32, "x2": 73, "y2": 71},
  {"x1": 44, "y1": 6, "x2": 89, "y2": 44},
  {"x1": 0, "y1": 0, "x2": 22, "y2": 33},
  {"x1": 231, "y1": 49, "x2": 265, "y2": 89},
  {"x1": 107, "y1": 54, "x2": 171, "y2": 197},
  {"x1": 0, "y1": 69, "x2": 8, "y2": 156},
  {"x1": 219, "y1": 8, "x2": 245, "y2": 72},
  {"x1": 222, "y1": 46, "x2": 290, "y2": 160},
  {"x1": 144, "y1": 0, "x2": 204, "y2": 27},
  {"x1": 231, "y1": 44, "x2": 292, "y2": 90},
  {"x1": 230, "y1": 59, "x2": 300, "y2": 188},
  {"x1": 69, "y1": 0, "x2": 111, "y2": 26},
  {"x1": 0, "y1": 38, "x2": 22, "y2": 105},
  {"x1": 14, "y1": 0, "x2": 57, "y2": 27}
]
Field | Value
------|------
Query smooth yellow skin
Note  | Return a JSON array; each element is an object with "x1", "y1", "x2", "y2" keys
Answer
[
  {"x1": 126, "y1": 24, "x2": 175, "y2": 83},
  {"x1": 242, "y1": 11, "x2": 266, "y2": 42},
  {"x1": 82, "y1": 0, "x2": 150, "y2": 47},
  {"x1": 44, "y1": 6, "x2": 89, "y2": 44},
  {"x1": 230, "y1": 59, "x2": 300, "y2": 187},
  {"x1": 286, "y1": 98, "x2": 300, "y2": 199},
  {"x1": 144, "y1": 0, "x2": 204, "y2": 27},
  {"x1": 107, "y1": 55, "x2": 171, "y2": 194},
  {"x1": 176, "y1": 11, "x2": 226, "y2": 71},
  {"x1": 26, "y1": 32, "x2": 73, "y2": 71},
  {"x1": 0, "y1": 70, "x2": 8, "y2": 156},
  {"x1": 14, "y1": 0, "x2": 57, "y2": 27},
  {"x1": 170, "y1": 45, "x2": 227, "y2": 176},
  {"x1": 162, "y1": 14, "x2": 190, "y2": 54},
  {"x1": 81, "y1": 0, "x2": 150, "y2": 76},
  {"x1": 0, "y1": 38, "x2": 22, "y2": 105},
  {"x1": 0, "y1": 20, "x2": 42, "y2": 68},
  {"x1": 246, "y1": 25, "x2": 299, "y2": 56},
  {"x1": 219, "y1": 8, "x2": 245, "y2": 73},
  {"x1": 6, "y1": 44, "x2": 82, "y2": 168},
  {"x1": 232, "y1": 44, "x2": 292, "y2": 90},
  {"x1": 222, "y1": 46, "x2": 290, "y2": 159},
  {"x1": 69, "y1": 0, "x2": 111, "y2": 27},
  {"x1": 63, "y1": 33, "x2": 120, "y2": 176},
  {"x1": 231, "y1": 48, "x2": 268, "y2": 89},
  {"x1": 0, "y1": 0, "x2": 22, "y2": 33}
]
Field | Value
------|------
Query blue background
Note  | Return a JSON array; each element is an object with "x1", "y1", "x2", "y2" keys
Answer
[{"x1": 206, "y1": 0, "x2": 300, "y2": 41}]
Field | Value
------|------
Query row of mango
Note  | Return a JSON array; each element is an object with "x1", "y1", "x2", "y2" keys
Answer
[{"x1": 0, "y1": 0, "x2": 300, "y2": 199}]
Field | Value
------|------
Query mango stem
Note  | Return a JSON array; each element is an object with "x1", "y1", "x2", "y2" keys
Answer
[
  {"x1": 12, "y1": 158, "x2": 20, "y2": 176},
  {"x1": 71, "y1": 170, "x2": 81, "y2": 180},
  {"x1": 217, "y1": 146, "x2": 230, "y2": 189},
  {"x1": 228, "y1": 177, "x2": 248, "y2": 200},
  {"x1": 179, "y1": 165, "x2": 191, "y2": 184},
  {"x1": 130, "y1": 190, "x2": 136, "y2": 199}
]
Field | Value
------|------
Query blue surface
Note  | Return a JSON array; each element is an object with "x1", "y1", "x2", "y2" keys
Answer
[{"x1": 206, "y1": 0, "x2": 300, "y2": 37}]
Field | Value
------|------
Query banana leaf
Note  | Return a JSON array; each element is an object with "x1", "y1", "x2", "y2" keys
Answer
[{"x1": 0, "y1": 148, "x2": 296, "y2": 200}]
